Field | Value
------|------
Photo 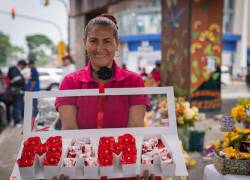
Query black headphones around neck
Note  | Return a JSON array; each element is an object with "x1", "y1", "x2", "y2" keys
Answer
[{"x1": 95, "y1": 66, "x2": 113, "y2": 80}]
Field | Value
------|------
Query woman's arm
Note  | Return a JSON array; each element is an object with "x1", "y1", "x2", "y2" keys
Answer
[
  {"x1": 58, "y1": 105, "x2": 78, "y2": 130},
  {"x1": 127, "y1": 105, "x2": 146, "y2": 127}
]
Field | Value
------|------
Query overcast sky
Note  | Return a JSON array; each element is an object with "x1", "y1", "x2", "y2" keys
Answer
[{"x1": 0, "y1": 0, "x2": 68, "y2": 50}]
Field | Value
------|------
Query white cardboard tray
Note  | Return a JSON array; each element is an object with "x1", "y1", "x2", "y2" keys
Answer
[{"x1": 10, "y1": 87, "x2": 188, "y2": 179}]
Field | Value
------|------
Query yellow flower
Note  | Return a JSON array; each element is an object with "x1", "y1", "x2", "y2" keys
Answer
[
  {"x1": 230, "y1": 134, "x2": 240, "y2": 142},
  {"x1": 231, "y1": 106, "x2": 239, "y2": 120},
  {"x1": 239, "y1": 152, "x2": 250, "y2": 159},
  {"x1": 178, "y1": 116, "x2": 185, "y2": 125},
  {"x1": 247, "y1": 134, "x2": 250, "y2": 140},
  {"x1": 184, "y1": 109, "x2": 195, "y2": 120},
  {"x1": 223, "y1": 139, "x2": 230, "y2": 147},
  {"x1": 199, "y1": 30, "x2": 215, "y2": 42},
  {"x1": 209, "y1": 23, "x2": 221, "y2": 33},
  {"x1": 239, "y1": 128, "x2": 250, "y2": 134},
  {"x1": 191, "y1": 43, "x2": 202, "y2": 54}
]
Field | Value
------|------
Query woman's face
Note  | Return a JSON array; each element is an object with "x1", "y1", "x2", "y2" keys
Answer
[{"x1": 84, "y1": 25, "x2": 118, "y2": 70}]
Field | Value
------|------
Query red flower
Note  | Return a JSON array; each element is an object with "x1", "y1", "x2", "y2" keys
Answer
[
  {"x1": 98, "y1": 146, "x2": 113, "y2": 157},
  {"x1": 35, "y1": 143, "x2": 47, "y2": 156},
  {"x1": 123, "y1": 144, "x2": 137, "y2": 154},
  {"x1": 47, "y1": 145, "x2": 62, "y2": 154},
  {"x1": 118, "y1": 134, "x2": 135, "y2": 145},
  {"x1": 98, "y1": 154, "x2": 113, "y2": 166},
  {"x1": 21, "y1": 147, "x2": 35, "y2": 158},
  {"x1": 99, "y1": 136, "x2": 115, "y2": 146},
  {"x1": 43, "y1": 153, "x2": 61, "y2": 166},
  {"x1": 111, "y1": 142, "x2": 124, "y2": 155},
  {"x1": 156, "y1": 139, "x2": 165, "y2": 149},
  {"x1": 120, "y1": 152, "x2": 137, "y2": 164},
  {"x1": 46, "y1": 136, "x2": 62, "y2": 145},
  {"x1": 24, "y1": 136, "x2": 41, "y2": 147},
  {"x1": 17, "y1": 157, "x2": 35, "y2": 167}
]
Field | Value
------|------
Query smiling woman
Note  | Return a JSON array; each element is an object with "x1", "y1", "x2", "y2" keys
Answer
[{"x1": 54, "y1": 14, "x2": 149, "y2": 180}]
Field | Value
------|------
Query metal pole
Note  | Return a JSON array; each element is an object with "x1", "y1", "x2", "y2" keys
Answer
[
  {"x1": 0, "y1": 10, "x2": 63, "y2": 40},
  {"x1": 55, "y1": 0, "x2": 70, "y2": 53}
]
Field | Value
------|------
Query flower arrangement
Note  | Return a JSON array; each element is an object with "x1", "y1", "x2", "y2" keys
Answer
[
  {"x1": 231, "y1": 98, "x2": 250, "y2": 127},
  {"x1": 144, "y1": 97, "x2": 201, "y2": 127},
  {"x1": 175, "y1": 98, "x2": 200, "y2": 127},
  {"x1": 207, "y1": 128, "x2": 250, "y2": 159}
]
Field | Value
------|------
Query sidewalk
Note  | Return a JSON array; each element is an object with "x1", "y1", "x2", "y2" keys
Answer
[{"x1": 0, "y1": 127, "x2": 22, "y2": 180}]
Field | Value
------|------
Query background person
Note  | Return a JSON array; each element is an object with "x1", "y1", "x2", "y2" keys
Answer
[
  {"x1": 26, "y1": 60, "x2": 40, "y2": 117},
  {"x1": 7, "y1": 60, "x2": 27, "y2": 127},
  {"x1": 61, "y1": 55, "x2": 76, "y2": 81}
]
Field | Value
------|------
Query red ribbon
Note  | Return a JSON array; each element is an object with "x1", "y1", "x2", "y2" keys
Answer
[
  {"x1": 97, "y1": 84, "x2": 105, "y2": 129},
  {"x1": 99, "y1": 84, "x2": 105, "y2": 94}
]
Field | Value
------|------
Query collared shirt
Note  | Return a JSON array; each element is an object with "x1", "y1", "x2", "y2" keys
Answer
[
  {"x1": 27, "y1": 67, "x2": 40, "y2": 91},
  {"x1": 55, "y1": 60, "x2": 148, "y2": 129}
]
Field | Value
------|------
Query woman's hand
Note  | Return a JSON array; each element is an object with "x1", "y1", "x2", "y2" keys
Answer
[
  {"x1": 52, "y1": 174, "x2": 69, "y2": 180},
  {"x1": 136, "y1": 170, "x2": 155, "y2": 180}
]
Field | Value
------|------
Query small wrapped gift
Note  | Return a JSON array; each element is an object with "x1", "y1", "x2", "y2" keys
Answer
[
  {"x1": 118, "y1": 134, "x2": 135, "y2": 145},
  {"x1": 60, "y1": 158, "x2": 77, "y2": 177},
  {"x1": 120, "y1": 152, "x2": 137, "y2": 176},
  {"x1": 141, "y1": 154, "x2": 154, "y2": 174},
  {"x1": 24, "y1": 136, "x2": 41, "y2": 147},
  {"x1": 98, "y1": 153, "x2": 114, "y2": 176},
  {"x1": 83, "y1": 157, "x2": 98, "y2": 177},
  {"x1": 35, "y1": 143, "x2": 47, "y2": 167},
  {"x1": 160, "y1": 150, "x2": 175, "y2": 176},
  {"x1": 17, "y1": 156, "x2": 36, "y2": 178},
  {"x1": 43, "y1": 152, "x2": 61, "y2": 179}
]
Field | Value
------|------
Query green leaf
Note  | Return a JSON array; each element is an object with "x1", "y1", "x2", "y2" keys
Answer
[
  {"x1": 204, "y1": 44, "x2": 212, "y2": 55},
  {"x1": 212, "y1": 73, "x2": 220, "y2": 80},
  {"x1": 192, "y1": 32, "x2": 200, "y2": 39},
  {"x1": 192, "y1": 60, "x2": 198, "y2": 68},
  {"x1": 191, "y1": 74, "x2": 197, "y2": 83},
  {"x1": 203, "y1": 71, "x2": 209, "y2": 79}
]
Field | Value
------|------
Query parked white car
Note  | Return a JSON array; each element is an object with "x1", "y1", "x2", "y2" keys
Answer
[{"x1": 37, "y1": 68, "x2": 62, "y2": 90}]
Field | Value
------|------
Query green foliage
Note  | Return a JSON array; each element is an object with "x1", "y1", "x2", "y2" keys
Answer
[
  {"x1": 237, "y1": 98, "x2": 250, "y2": 106},
  {"x1": 26, "y1": 34, "x2": 53, "y2": 50},
  {"x1": 0, "y1": 32, "x2": 12, "y2": 65},
  {"x1": 26, "y1": 34, "x2": 54, "y2": 65}
]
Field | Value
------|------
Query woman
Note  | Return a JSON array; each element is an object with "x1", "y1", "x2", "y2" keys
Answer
[{"x1": 54, "y1": 14, "x2": 152, "y2": 180}]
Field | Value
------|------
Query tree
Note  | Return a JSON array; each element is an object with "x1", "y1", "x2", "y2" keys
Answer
[
  {"x1": 26, "y1": 34, "x2": 54, "y2": 66},
  {"x1": 0, "y1": 32, "x2": 12, "y2": 65}
]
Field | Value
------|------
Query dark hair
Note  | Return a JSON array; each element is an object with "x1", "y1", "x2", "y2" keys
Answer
[
  {"x1": 155, "y1": 61, "x2": 161, "y2": 68},
  {"x1": 28, "y1": 60, "x2": 35, "y2": 65},
  {"x1": 62, "y1": 55, "x2": 74, "y2": 63},
  {"x1": 84, "y1": 14, "x2": 118, "y2": 42},
  {"x1": 17, "y1": 59, "x2": 27, "y2": 66}
]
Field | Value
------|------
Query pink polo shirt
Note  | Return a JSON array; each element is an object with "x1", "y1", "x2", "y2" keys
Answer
[{"x1": 55, "y1": 61, "x2": 148, "y2": 129}]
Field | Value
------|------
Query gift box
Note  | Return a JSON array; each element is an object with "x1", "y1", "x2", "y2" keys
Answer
[
  {"x1": 17, "y1": 156, "x2": 36, "y2": 178},
  {"x1": 83, "y1": 157, "x2": 99, "y2": 178},
  {"x1": 43, "y1": 152, "x2": 62, "y2": 179},
  {"x1": 10, "y1": 87, "x2": 188, "y2": 179},
  {"x1": 140, "y1": 134, "x2": 176, "y2": 176},
  {"x1": 60, "y1": 158, "x2": 77, "y2": 177}
]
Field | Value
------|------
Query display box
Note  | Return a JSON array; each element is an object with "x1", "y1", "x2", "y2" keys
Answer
[{"x1": 10, "y1": 87, "x2": 188, "y2": 179}]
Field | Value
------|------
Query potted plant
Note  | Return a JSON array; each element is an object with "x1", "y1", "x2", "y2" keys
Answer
[
  {"x1": 231, "y1": 98, "x2": 250, "y2": 129},
  {"x1": 175, "y1": 98, "x2": 204, "y2": 152}
]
